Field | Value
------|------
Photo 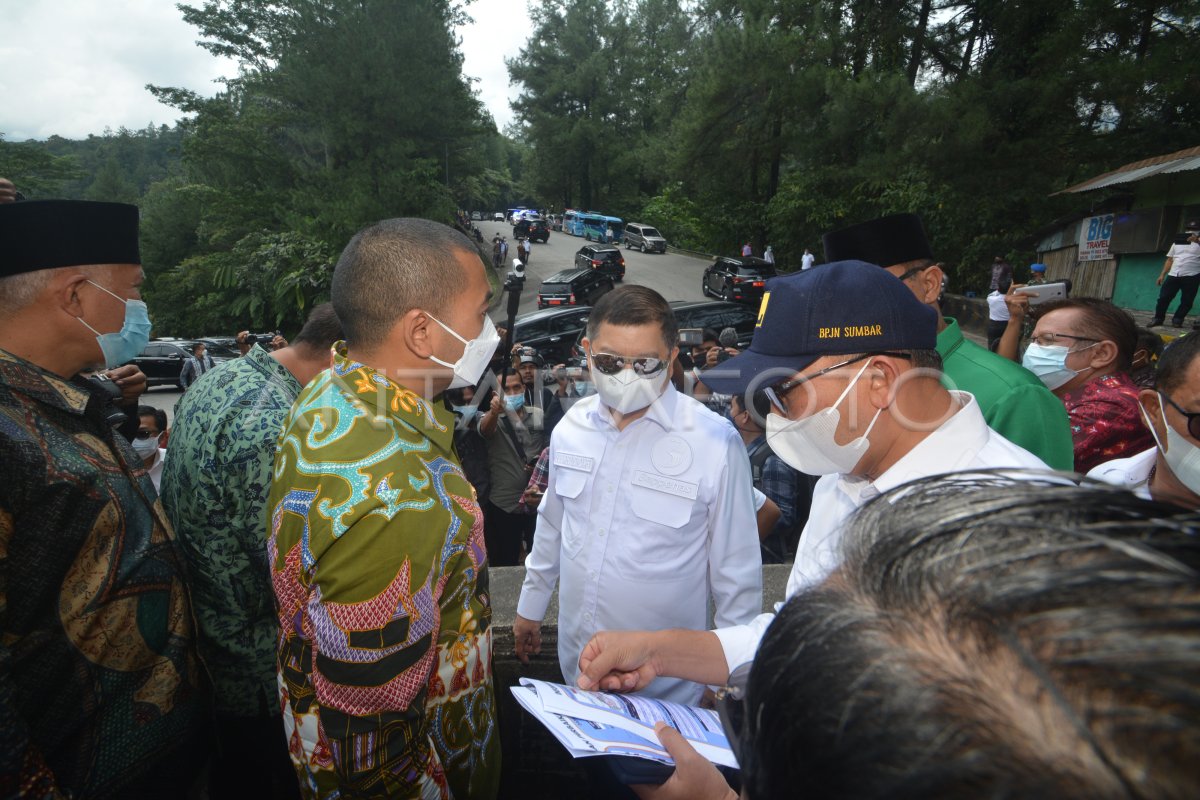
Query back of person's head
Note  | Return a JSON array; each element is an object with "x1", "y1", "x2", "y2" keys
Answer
[
  {"x1": 745, "y1": 474, "x2": 1200, "y2": 800},
  {"x1": 330, "y1": 218, "x2": 475, "y2": 350},
  {"x1": 585, "y1": 285, "x2": 678, "y2": 350},
  {"x1": 997, "y1": 276, "x2": 1012, "y2": 294},
  {"x1": 1155, "y1": 332, "x2": 1200, "y2": 395},
  {"x1": 290, "y1": 302, "x2": 344, "y2": 353},
  {"x1": 1036, "y1": 297, "x2": 1138, "y2": 372}
]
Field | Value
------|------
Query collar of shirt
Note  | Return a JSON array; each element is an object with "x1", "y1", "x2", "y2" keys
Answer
[
  {"x1": 587, "y1": 380, "x2": 680, "y2": 432},
  {"x1": 330, "y1": 341, "x2": 455, "y2": 452},
  {"x1": 837, "y1": 390, "x2": 983, "y2": 503},
  {"x1": 936, "y1": 317, "x2": 965, "y2": 362},
  {"x1": 0, "y1": 347, "x2": 93, "y2": 416}
]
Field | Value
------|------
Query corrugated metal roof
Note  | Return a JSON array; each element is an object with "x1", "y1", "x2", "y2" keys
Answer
[{"x1": 1056, "y1": 145, "x2": 1200, "y2": 194}]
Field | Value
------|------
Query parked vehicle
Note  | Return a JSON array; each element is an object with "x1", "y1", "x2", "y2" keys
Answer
[
  {"x1": 623, "y1": 222, "x2": 668, "y2": 253},
  {"x1": 574, "y1": 244, "x2": 626, "y2": 280},
  {"x1": 702, "y1": 257, "x2": 776, "y2": 305},
  {"x1": 471, "y1": 211, "x2": 482, "y2": 220},
  {"x1": 128, "y1": 339, "x2": 234, "y2": 388},
  {"x1": 493, "y1": 211, "x2": 505, "y2": 221},
  {"x1": 508, "y1": 306, "x2": 593, "y2": 364},
  {"x1": 537, "y1": 269, "x2": 614, "y2": 309},
  {"x1": 579, "y1": 212, "x2": 623, "y2": 243},
  {"x1": 568, "y1": 300, "x2": 758, "y2": 359}
]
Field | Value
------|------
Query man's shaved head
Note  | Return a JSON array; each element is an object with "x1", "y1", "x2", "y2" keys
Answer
[{"x1": 331, "y1": 218, "x2": 480, "y2": 350}]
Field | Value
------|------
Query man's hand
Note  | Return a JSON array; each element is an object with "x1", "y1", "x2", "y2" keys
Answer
[
  {"x1": 577, "y1": 631, "x2": 662, "y2": 693},
  {"x1": 631, "y1": 723, "x2": 737, "y2": 800},
  {"x1": 513, "y1": 614, "x2": 542, "y2": 664},
  {"x1": 1003, "y1": 284, "x2": 1031, "y2": 320},
  {"x1": 0, "y1": 178, "x2": 17, "y2": 203},
  {"x1": 521, "y1": 484, "x2": 545, "y2": 509},
  {"x1": 104, "y1": 365, "x2": 148, "y2": 406},
  {"x1": 705, "y1": 347, "x2": 738, "y2": 369},
  {"x1": 270, "y1": 334, "x2": 288, "y2": 350},
  {"x1": 490, "y1": 393, "x2": 505, "y2": 416}
]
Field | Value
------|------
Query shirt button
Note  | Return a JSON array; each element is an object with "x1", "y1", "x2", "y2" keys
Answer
[
  {"x1": 606, "y1": 485, "x2": 613, "y2": 493},
  {"x1": 584, "y1": 612, "x2": 593, "y2": 622},
  {"x1": 598, "y1": 529, "x2": 605, "y2": 536}
]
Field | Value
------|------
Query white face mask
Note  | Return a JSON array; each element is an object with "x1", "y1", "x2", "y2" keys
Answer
[
  {"x1": 590, "y1": 355, "x2": 670, "y2": 415},
  {"x1": 1141, "y1": 395, "x2": 1200, "y2": 495},
  {"x1": 427, "y1": 314, "x2": 500, "y2": 391},
  {"x1": 764, "y1": 360, "x2": 882, "y2": 476},
  {"x1": 132, "y1": 436, "x2": 160, "y2": 462}
]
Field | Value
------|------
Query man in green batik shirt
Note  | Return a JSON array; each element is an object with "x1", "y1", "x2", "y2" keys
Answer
[
  {"x1": 161, "y1": 302, "x2": 342, "y2": 799},
  {"x1": 269, "y1": 218, "x2": 502, "y2": 799},
  {"x1": 822, "y1": 214, "x2": 1074, "y2": 471}
]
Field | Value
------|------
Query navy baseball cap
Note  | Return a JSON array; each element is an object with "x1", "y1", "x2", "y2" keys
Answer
[{"x1": 700, "y1": 260, "x2": 939, "y2": 395}]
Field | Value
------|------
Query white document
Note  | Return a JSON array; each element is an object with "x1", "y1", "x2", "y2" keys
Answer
[{"x1": 511, "y1": 678, "x2": 739, "y2": 769}]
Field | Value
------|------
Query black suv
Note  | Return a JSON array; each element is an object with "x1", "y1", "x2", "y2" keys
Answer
[
  {"x1": 702, "y1": 257, "x2": 775, "y2": 305},
  {"x1": 538, "y1": 269, "x2": 614, "y2": 310},
  {"x1": 514, "y1": 217, "x2": 551, "y2": 243},
  {"x1": 128, "y1": 340, "x2": 234, "y2": 388},
  {"x1": 568, "y1": 300, "x2": 758, "y2": 358},
  {"x1": 574, "y1": 244, "x2": 626, "y2": 280},
  {"x1": 509, "y1": 306, "x2": 593, "y2": 364}
]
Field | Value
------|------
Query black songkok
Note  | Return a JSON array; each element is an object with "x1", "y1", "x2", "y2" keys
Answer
[
  {"x1": 0, "y1": 200, "x2": 141, "y2": 278},
  {"x1": 822, "y1": 212, "x2": 934, "y2": 268}
]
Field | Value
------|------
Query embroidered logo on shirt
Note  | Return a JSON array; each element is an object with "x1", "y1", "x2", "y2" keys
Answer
[
  {"x1": 650, "y1": 434, "x2": 692, "y2": 476},
  {"x1": 632, "y1": 470, "x2": 698, "y2": 500},
  {"x1": 554, "y1": 452, "x2": 595, "y2": 472}
]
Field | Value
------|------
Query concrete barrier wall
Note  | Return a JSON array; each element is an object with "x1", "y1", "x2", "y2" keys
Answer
[{"x1": 489, "y1": 564, "x2": 792, "y2": 796}]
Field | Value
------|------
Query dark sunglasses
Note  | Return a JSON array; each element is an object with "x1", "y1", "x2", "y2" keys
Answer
[
  {"x1": 588, "y1": 351, "x2": 667, "y2": 377},
  {"x1": 134, "y1": 430, "x2": 160, "y2": 440},
  {"x1": 1161, "y1": 392, "x2": 1200, "y2": 439},
  {"x1": 715, "y1": 661, "x2": 752, "y2": 767}
]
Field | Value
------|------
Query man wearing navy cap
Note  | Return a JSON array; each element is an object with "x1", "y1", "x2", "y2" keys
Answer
[
  {"x1": 0, "y1": 200, "x2": 205, "y2": 796},
  {"x1": 821, "y1": 213, "x2": 1074, "y2": 470},
  {"x1": 571, "y1": 263, "x2": 1048, "y2": 757}
]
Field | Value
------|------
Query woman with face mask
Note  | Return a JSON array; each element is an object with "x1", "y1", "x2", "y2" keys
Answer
[
  {"x1": 1021, "y1": 298, "x2": 1153, "y2": 474},
  {"x1": 1087, "y1": 333, "x2": 1200, "y2": 509}
]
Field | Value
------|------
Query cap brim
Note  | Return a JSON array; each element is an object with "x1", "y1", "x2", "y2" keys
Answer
[{"x1": 697, "y1": 348, "x2": 819, "y2": 395}]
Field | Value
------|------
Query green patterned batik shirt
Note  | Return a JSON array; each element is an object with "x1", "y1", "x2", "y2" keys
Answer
[
  {"x1": 268, "y1": 343, "x2": 500, "y2": 799},
  {"x1": 161, "y1": 343, "x2": 303, "y2": 717}
]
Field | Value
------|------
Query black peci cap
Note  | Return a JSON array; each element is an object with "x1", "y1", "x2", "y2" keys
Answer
[
  {"x1": 0, "y1": 200, "x2": 140, "y2": 278},
  {"x1": 822, "y1": 213, "x2": 934, "y2": 268}
]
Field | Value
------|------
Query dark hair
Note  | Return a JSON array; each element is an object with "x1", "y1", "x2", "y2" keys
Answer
[
  {"x1": 702, "y1": 328, "x2": 720, "y2": 344},
  {"x1": 330, "y1": 218, "x2": 478, "y2": 350},
  {"x1": 1155, "y1": 331, "x2": 1200, "y2": 395},
  {"x1": 1036, "y1": 297, "x2": 1138, "y2": 372},
  {"x1": 137, "y1": 404, "x2": 167, "y2": 434},
  {"x1": 585, "y1": 285, "x2": 678, "y2": 351},
  {"x1": 734, "y1": 390, "x2": 772, "y2": 421},
  {"x1": 745, "y1": 474, "x2": 1200, "y2": 800},
  {"x1": 291, "y1": 302, "x2": 344, "y2": 352},
  {"x1": 192, "y1": 341, "x2": 205, "y2": 354},
  {"x1": 997, "y1": 276, "x2": 1013, "y2": 294}
]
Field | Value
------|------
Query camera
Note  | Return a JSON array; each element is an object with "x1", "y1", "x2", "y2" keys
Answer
[{"x1": 715, "y1": 349, "x2": 733, "y2": 364}]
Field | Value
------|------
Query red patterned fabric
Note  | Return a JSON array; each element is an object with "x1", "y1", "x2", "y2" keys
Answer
[{"x1": 1061, "y1": 372, "x2": 1155, "y2": 474}]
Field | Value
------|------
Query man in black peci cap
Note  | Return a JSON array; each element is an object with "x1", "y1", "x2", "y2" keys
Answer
[
  {"x1": 821, "y1": 213, "x2": 1074, "y2": 470},
  {"x1": 0, "y1": 200, "x2": 206, "y2": 796}
]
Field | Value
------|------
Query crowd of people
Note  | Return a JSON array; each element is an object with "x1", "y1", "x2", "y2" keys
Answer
[{"x1": 1, "y1": 189, "x2": 1198, "y2": 800}]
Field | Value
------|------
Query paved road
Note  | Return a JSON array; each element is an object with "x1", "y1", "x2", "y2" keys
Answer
[{"x1": 474, "y1": 220, "x2": 712, "y2": 319}]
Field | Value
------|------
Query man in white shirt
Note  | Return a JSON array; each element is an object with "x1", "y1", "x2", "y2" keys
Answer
[
  {"x1": 1150, "y1": 219, "x2": 1200, "y2": 328},
  {"x1": 133, "y1": 404, "x2": 168, "y2": 491},
  {"x1": 801, "y1": 248, "x2": 815, "y2": 271},
  {"x1": 986, "y1": 276, "x2": 1012, "y2": 350},
  {"x1": 572, "y1": 261, "x2": 1047, "y2": 703},
  {"x1": 1088, "y1": 331, "x2": 1200, "y2": 509},
  {"x1": 513, "y1": 285, "x2": 762, "y2": 704}
]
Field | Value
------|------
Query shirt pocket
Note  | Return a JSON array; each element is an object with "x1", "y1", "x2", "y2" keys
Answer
[
  {"x1": 615, "y1": 483, "x2": 696, "y2": 580},
  {"x1": 555, "y1": 468, "x2": 588, "y2": 559}
]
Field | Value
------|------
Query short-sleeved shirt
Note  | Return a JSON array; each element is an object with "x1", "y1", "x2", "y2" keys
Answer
[
  {"x1": 269, "y1": 344, "x2": 500, "y2": 799},
  {"x1": 1061, "y1": 372, "x2": 1155, "y2": 474},
  {"x1": 160, "y1": 343, "x2": 303, "y2": 716},
  {"x1": 938, "y1": 318, "x2": 1075, "y2": 470},
  {"x1": 0, "y1": 348, "x2": 203, "y2": 797},
  {"x1": 1167, "y1": 240, "x2": 1200, "y2": 277}
]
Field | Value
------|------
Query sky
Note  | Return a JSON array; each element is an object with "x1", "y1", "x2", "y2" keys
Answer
[{"x1": 0, "y1": 0, "x2": 524, "y2": 142}]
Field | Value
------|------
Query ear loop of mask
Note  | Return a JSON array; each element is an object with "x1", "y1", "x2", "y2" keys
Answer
[{"x1": 832, "y1": 358, "x2": 884, "y2": 438}]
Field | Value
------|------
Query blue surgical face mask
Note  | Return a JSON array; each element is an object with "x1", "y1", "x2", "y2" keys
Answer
[
  {"x1": 1021, "y1": 342, "x2": 1095, "y2": 391},
  {"x1": 505, "y1": 393, "x2": 526, "y2": 412},
  {"x1": 76, "y1": 279, "x2": 153, "y2": 369},
  {"x1": 574, "y1": 380, "x2": 595, "y2": 397},
  {"x1": 453, "y1": 404, "x2": 479, "y2": 424}
]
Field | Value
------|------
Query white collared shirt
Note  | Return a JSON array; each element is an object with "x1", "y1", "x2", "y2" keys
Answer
[
  {"x1": 517, "y1": 383, "x2": 763, "y2": 704},
  {"x1": 1087, "y1": 446, "x2": 1156, "y2": 500},
  {"x1": 712, "y1": 391, "x2": 1049, "y2": 671}
]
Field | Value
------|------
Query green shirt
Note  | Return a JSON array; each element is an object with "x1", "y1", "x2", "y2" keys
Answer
[
  {"x1": 160, "y1": 343, "x2": 301, "y2": 717},
  {"x1": 269, "y1": 344, "x2": 500, "y2": 799},
  {"x1": 938, "y1": 318, "x2": 1074, "y2": 471}
]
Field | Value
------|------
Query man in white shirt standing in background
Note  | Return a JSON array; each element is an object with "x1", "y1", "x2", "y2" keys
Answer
[
  {"x1": 1150, "y1": 218, "x2": 1200, "y2": 328},
  {"x1": 801, "y1": 247, "x2": 815, "y2": 271},
  {"x1": 513, "y1": 285, "x2": 762, "y2": 705}
]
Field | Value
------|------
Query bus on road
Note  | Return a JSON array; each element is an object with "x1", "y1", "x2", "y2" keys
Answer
[
  {"x1": 580, "y1": 213, "x2": 624, "y2": 243},
  {"x1": 562, "y1": 210, "x2": 582, "y2": 236}
]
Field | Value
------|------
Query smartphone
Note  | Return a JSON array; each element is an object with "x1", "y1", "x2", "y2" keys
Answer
[
  {"x1": 1014, "y1": 281, "x2": 1068, "y2": 306},
  {"x1": 563, "y1": 367, "x2": 583, "y2": 379},
  {"x1": 678, "y1": 328, "x2": 704, "y2": 347}
]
